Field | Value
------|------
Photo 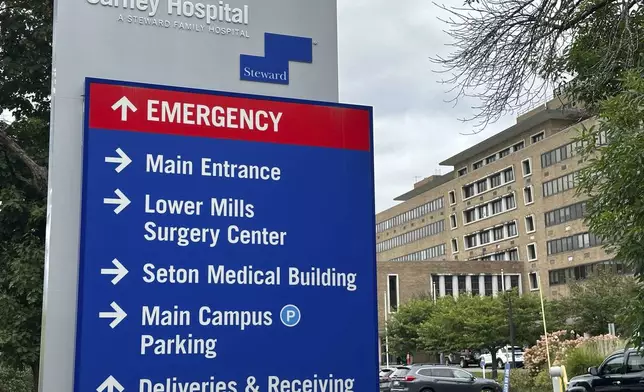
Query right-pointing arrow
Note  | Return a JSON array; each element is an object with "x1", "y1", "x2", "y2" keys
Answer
[
  {"x1": 99, "y1": 302, "x2": 127, "y2": 329},
  {"x1": 103, "y1": 189, "x2": 131, "y2": 214},
  {"x1": 111, "y1": 96, "x2": 137, "y2": 121},
  {"x1": 105, "y1": 148, "x2": 132, "y2": 173},
  {"x1": 97, "y1": 375, "x2": 124, "y2": 392},
  {"x1": 101, "y1": 259, "x2": 129, "y2": 285}
]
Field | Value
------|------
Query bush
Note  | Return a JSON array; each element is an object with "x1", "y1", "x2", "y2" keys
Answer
[
  {"x1": 0, "y1": 366, "x2": 32, "y2": 392},
  {"x1": 563, "y1": 338, "x2": 625, "y2": 378},
  {"x1": 497, "y1": 368, "x2": 552, "y2": 392}
]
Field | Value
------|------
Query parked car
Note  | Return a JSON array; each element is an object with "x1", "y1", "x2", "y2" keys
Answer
[
  {"x1": 480, "y1": 345, "x2": 525, "y2": 369},
  {"x1": 380, "y1": 367, "x2": 396, "y2": 392},
  {"x1": 566, "y1": 347, "x2": 644, "y2": 392},
  {"x1": 390, "y1": 364, "x2": 502, "y2": 392},
  {"x1": 447, "y1": 349, "x2": 483, "y2": 368},
  {"x1": 382, "y1": 366, "x2": 411, "y2": 392}
]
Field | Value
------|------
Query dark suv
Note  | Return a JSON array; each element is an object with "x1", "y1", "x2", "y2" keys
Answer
[
  {"x1": 566, "y1": 348, "x2": 644, "y2": 392},
  {"x1": 390, "y1": 364, "x2": 502, "y2": 392}
]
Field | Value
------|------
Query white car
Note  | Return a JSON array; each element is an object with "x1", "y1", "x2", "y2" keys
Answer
[{"x1": 480, "y1": 345, "x2": 525, "y2": 369}]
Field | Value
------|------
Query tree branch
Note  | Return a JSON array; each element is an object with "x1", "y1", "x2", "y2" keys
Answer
[{"x1": 0, "y1": 123, "x2": 47, "y2": 197}]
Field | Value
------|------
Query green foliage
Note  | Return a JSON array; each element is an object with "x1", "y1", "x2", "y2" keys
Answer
[
  {"x1": 507, "y1": 369, "x2": 551, "y2": 392},
  {"x1": 563, "y1": 269, "x2": 640, "y2": 336},
  {"x1": 386, "y1": 296, "x2": 435, "y2": 356},
  {"x1": 417, "y1": 291, "x2": 561, "y2": 376},
  {"x1": 575, "y1": 69, "x2": 644, "y2": 347},
  {"x1": 563, "y1": 343, "x2": 606, "y2": 378},
  {"x1": 0, "y1": 118, "x2": 48, "y2": 387},
  {"x1": 0, "y1": 0, "x2": 53, "y2": 120},
  {"x1": 0, "y1": 366, "x2": 33, "y2": 392}
]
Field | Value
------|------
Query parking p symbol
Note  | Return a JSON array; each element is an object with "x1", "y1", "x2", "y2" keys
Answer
[{"x1": 280, "y1": 304, "x2": 301, "y2": 327}]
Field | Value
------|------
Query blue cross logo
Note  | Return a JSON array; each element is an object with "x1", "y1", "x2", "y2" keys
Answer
[{"x1": 240, "y1": 33, "x2": 313, "y2": 85}]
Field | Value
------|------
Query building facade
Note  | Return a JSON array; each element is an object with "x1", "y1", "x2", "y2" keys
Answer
[{"x1": 375, "y1": 96, "x2": 627, "y2": 317}]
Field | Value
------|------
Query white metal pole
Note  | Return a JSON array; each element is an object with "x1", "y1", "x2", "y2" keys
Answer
[
  {"x1": 433, "y1": 282, "x2": 437, "y2": 304},
  {"x1": 384, "y1": 291, "x2": 390, "y2": 367},
  {"x1": 501, "y1": 269, "x2": 506, "y2": 292}
]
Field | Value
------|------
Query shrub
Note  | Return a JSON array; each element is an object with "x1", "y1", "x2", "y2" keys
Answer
[
  {"x1": 564, "y1": 338, "x2": 626, "y2": 378},
  {"x1": 0, "y1": 366, "x2": 32, "y2": 392}
]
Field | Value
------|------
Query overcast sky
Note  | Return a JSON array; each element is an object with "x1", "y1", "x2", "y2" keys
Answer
[{"x1": 337, "y1": 0, "x2": 518, "y2": 213}]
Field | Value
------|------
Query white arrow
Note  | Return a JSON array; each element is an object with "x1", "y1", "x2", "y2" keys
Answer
[
  {"x1": 103, "y1": 189, "x2": 131, "y2": 214},
  {"x1": 111, "y1": 96, "x2": 137, "y2": 121},
  {"x1": 97, "y1": 375, "x2": 124, "y2": 392},
  {"x1": 99, "y1": 302, "x2": 127, "y2": 329},
  {"x1": 104, "y1": 148, "x2": 132, "y2": 173},
  {"x1": 100, "y1": 259, "x2": 129, "y2": 285}
]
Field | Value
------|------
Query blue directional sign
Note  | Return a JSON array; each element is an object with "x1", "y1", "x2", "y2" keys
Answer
[{"x1": 73, "y1": 78, "x2": 377, "y2": 392}]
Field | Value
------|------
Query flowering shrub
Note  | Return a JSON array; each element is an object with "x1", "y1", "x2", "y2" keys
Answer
[{"x1": 523, "y1": 330, "x2": 621, "y2": 375}]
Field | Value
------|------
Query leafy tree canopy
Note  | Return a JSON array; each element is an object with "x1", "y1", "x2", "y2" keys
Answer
[{"x1": 386, "y1": 296, "x2": 436, "y2": 357}]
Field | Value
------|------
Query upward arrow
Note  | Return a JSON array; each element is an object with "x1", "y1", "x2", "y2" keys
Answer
[
  {"x1": 97, "y1": 375, "x2": 124, "y2": 392},
  {"x1": 111, "y1": 96, "x2": 137, "y2": 121}
]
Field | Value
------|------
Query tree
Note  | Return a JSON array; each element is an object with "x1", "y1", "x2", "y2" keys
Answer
[
  {"x1": 386, "y1": 296, "x2": 436, "y2": 358},
  {"x1": 575, "y1": 73, "x2": 644, "y2": 345},
  {"x1": 563, "y1": 269, "x2": 640, "y2": 336},
  {"x1": 430, "y1": 0, "x2": 643, "y2": 129},
  {"x1": 418, "y1": 292, "x2": 557, "y2": 378},
  {"x1": 0, "y1": 1, "x2": 53, "y2": 390}
]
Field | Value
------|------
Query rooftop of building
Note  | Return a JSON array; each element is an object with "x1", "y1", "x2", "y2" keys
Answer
[{"x1": 392, "y1": 94, "x2": 588, "y2": 202}]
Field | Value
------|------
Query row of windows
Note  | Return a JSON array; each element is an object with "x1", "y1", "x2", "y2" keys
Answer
[
  {"x1": 548, "y1": 260, "x2": 629, "y2": 286},
  {"x1": 546, "y1": 232, "x2": 602, "y2": 255},
  {"x1": 463, "y1": 192, "x2": 516, "y2": 224},
  {"x1": 542, "y1": 170, "x2": 579, "y2": 197},
  {"x1": 541, "y1": 131, "x2": 608, "y2": 168},
  {"x1": 465, "y1": 141, "x2": 526, "y2": 174},
  {"x1": 544, "y1": 201, "x2": 587, "y2": 227},
  {"x1": 375, "y1": 197, "x2": 444, "y2": 233},
  {"x1": 475, "y1": 247, "x2": 520, "y2": 261},
  {"x1": 390, "y1": 243, "x2": 447, "y2": 262},
  {"x1": 463, "y1": 220, "x2": 518, "y2": 250},
  {"x1": 462, "y1": 167, "x2": 515, "y2": 199},
  {"x1": 376, "y1": 220, "x2": 445, "y2": 253},
  {"x1": 431, "y1": 274, "x2": 521, "y2": 297}
]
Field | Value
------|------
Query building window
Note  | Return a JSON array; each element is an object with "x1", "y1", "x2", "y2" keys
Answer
[
  {"x1": 464, "y1": 209, "x2": 476, "y2": 224},
  {"x1": 458, "y1": 276, "x2": 467, "y2": 294},
  {"x1": 458, "y1": 167, "x2": 468, "y2": 177},
  {"x1": 493, "y1": 226, "x2": 504, "y2": 241},
  {"x1": 464, "y1": 220, "x2": 518, "y2": 251},
  {"x1": 505, "y1": 194, "x2": 516, "y2": 209},
  {"x1": 491, "y1": 199, "x2": 503, "y2": 214},
  {"x1": 544, "y1": 201, "x2": 587, "y2": 227},
  {"x1": 448, "y1": 190, "x2": 456, "y2": 205},
  {"x1": 484, "y1": 275, "x2": 493, "y2": 296},
  {"x1": 499, "y1": 148, "x2": 511, "y2": 158},
  {"x1": 540, "y1": 132, "x2": 607, "y2": 168},
  {"x1": 462, "y1": 166, "x2": 515, "y2": 201},
  {"x1": 523, "y1": 186, "x2": 534, "y2": 205},
  {"x1": 508, "y1": 248, "x2": 519, "y2": 261},
  {"x1": 452, "y1": 238, "x2": 459, "y2": 253},
  {"x1": 510, "y1": 275, "x2": 519, "y2": 290},
  {"x1": 473, "y1": 160, "x2": 484, "y2": 170},
  {"x1": 376, "y1": 196, "x2": 445, "y2": 233},
  {"x1": 549, "y1": 260, "x2": 630, "y2": 286},
  {"x1": 472, "y1": 279, "x2": 480, "y2": 296},
  {"x1": 387, "y1": 275, "x2": 399, "y2": 313},
  {"x1": 390, "y1": 243, "x2": 447, "y2": 262},
  {"x1": 522, "y1": 158, "x2": 532, "y2": 177},
  {"x1": 531, "y1": 131, "x2": 545, "y2": 143},
  {"x1": 527, "y1": 243, "x2": 538, "y2": 261},
  {"x1": 486, "y1": 155, "x2": 497, "y2": 164},
  {"x1": 547, "y1": 232, "x2": 603, "y2": 255},
  {"x1": 513, "y1": 141, "x2": 525, "y2": 151},
  {"x1": 525, "y1": 215, "x2": 536, "y2": 233},
  {"x1": 376, "y1": 220, "x2": 446, "y2": 252},
  {"x1": 529, "y1": 272, "x2": 539, "y2": 291},
  {"x1": 465, "y1": 234, "x2": 478, "y2": 249},
  {"x1": 450, "y1": 214, "x2": 458, "y2": 229},
  {"x1": 507, "y1": 221, "x2": 518, "y2": 237},
  {"x1": 444, "y1": 276, "x2": 453, "y2": 296},
  {"x1": 542, "y1": 171, "x2": 579, "y2": 197}
]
